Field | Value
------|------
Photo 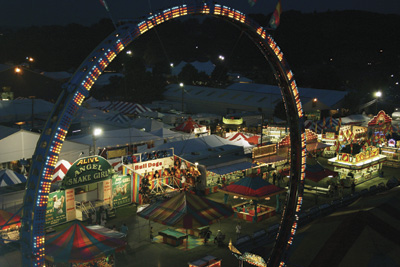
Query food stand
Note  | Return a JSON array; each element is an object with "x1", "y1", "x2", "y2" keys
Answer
[{"x1": 328, "y1": 146, "x2": 386, "y2": 185}]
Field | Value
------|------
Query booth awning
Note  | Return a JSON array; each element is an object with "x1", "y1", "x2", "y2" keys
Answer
[
  {"x1": 0, "y1": 169, "x2": 27, "y2": 187},
  {"x1": 208, "y1": 161, "x2": 254, "y2": 175}
]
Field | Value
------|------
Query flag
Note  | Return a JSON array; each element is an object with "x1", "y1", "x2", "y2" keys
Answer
[
  {"x1": 268, "y1": 0, "x2": 282, "y2": 30},
  {"x1": 99, "y1": 0, "x2": 110, "y2": 12}
]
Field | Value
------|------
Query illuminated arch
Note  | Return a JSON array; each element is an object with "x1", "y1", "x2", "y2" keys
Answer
[{"x1": 21, "y1": 3, "x2": 306, "y2": 266}]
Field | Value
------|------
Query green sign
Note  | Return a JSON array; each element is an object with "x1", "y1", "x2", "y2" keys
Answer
[
  {"x1": 45, "y1": 190, "x2": 67, "y2": 227},
  {"x1": 112, "y1": 175, "x2": 131, "y2": 208},
  {"x1": 62, "y1": 156, "x2": 114, "y2": 189}
]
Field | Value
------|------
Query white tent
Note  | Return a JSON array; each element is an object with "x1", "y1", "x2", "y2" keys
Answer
[
  {"x1": 68, "y1": 127, "x2": 161, "y2": 149},
  {"x1": 0, "y1": 99, "x2": 54, "y2": 123},
  {"x1": 0, "y1": 126, "x2": 90, "y2": 164}
]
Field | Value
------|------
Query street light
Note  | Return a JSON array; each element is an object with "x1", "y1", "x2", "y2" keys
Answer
[
  {"x1": 92, "y1": 128, "x2": 102, "y2": 156},
  {"x1": 180, "y1": 83, "x2": 184, "y2": 112},
  {"x1": 374, "y1": 91, "x2": 382, "y2": 114}
]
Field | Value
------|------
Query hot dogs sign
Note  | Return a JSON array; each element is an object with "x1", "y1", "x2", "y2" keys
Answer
[{"x1": 62, "y1": 156, "x2": 114, "y2": 189}]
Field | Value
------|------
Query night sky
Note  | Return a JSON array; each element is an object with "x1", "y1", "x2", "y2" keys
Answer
[{"x1": 2, "y1": 0, "x2": 400, "y2": 28}]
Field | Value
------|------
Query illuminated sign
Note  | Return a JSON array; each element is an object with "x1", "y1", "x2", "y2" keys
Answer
[{"x1": 62, "y1": 156, "x2": 113, "y2": 188}]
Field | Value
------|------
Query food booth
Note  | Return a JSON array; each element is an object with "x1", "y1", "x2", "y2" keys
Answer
[
  {"x1": 328, "y1": 146, "x2": 386, "y2": 185},
  {"x1": 122, "y1": 155, "x2": 201, "y2": 204}
]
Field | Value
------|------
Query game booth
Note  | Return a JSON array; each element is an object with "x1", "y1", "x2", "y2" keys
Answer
[
  {"x1": 219, "y1": 176, "x2": 286, "y2": 222},
  {"x1": 45, "y1": 155, "x2": 132, "y2": 228}
]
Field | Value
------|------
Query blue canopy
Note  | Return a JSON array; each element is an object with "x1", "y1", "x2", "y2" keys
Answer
[{"x1": 0, "y1": 169, "x2": 27, "y2": 187}]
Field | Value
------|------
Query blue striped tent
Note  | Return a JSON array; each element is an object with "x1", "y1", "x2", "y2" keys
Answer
[
  {"x1": 105, "y1": 112, "x2": 131, "y2": 125},
  {"x1": 0, "y1": 169, "x2": 27, "y2": 187}
]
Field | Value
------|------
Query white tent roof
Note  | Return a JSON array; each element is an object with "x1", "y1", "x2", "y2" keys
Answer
[
  {"x1": 68, "y1": 127, "x2": 161, "y2": 149},
  {"x1": 0, "y1": 127, "x2": 90, "y2": 164},
  {"x1": 0, "y1": 99, "x2": 54, "y2": 123},
  {"x1": 142, "y1": 135, "x2": 248, "y2": 156},
  {"x1": 130, "y1": 118, "x2": 171, "y2": 132}
]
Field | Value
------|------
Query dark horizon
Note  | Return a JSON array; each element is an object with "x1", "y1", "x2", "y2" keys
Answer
[{"x1": 1, "y1": 0, "x2": 400, "y2": 29}]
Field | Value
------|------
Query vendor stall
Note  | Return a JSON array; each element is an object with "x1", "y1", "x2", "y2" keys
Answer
[
  {"x1": 138, "y1": 191, "x2": 234, "y2": 248},
  {"x1": 219, "y1": 176, "x2": 286, "y2": 222},
  {"x1": 328, "y1": 146, "x2": 386, "y2": 185}
]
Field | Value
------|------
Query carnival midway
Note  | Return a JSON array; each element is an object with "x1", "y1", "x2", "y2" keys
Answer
[{"x1": 1, "y1": 1, "x2": 400, "y2": 267}]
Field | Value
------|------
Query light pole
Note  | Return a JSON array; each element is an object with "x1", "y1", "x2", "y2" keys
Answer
[
  {"x1": 374, "y1": 91, "x2": 382, "y2": 114},
  {"x1": 92, "y1": 128, "x2": 102, "y2": 156},
  {"x1": 180, "y1": 82, "x2": 184, "y2": 112}
]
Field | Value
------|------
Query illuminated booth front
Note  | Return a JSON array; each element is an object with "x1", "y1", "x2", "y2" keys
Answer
[
  {"x1": 45, "y1": 156, "x2": 132, "y2": 228},
  {"x1": 328, "y1": 147, "x2": 386, "y2": 185},
  {"x1": 122, "y1": 155, "x2": 201, "y2": 204}
]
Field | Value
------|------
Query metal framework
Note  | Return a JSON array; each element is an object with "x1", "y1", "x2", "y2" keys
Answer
[{"x1": 21, "y1": 3, "x2": 306, "y2": 266}]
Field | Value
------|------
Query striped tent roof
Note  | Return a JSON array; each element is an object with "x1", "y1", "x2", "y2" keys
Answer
[
  {"x1": 105, "y1": 112, "x2": 131, "y2": 125},
  {"x1": 304, "y1": 118, "x2": 339, "y2": 134},
  {"x1": 226, "y1": 132, "x2": 249, "y2": 142},
  {"x1": 51, "y1": 160, "x2": 72, "y2": 183},
  {"x1": 219, "y1": 176, "x2": 286, "y2": 200},
  {"x1": 137, "y1": 191, "x2": 234, "y2": 229},
  {"x1": 102, "y1": 102, "x2": 152, "y2": 115},
  {"x1": 45, "y1": 221, "x2": 125, "y2": 263},
  {"x1": 0, "y1": 169, "x2": 27, "y2": 187}
]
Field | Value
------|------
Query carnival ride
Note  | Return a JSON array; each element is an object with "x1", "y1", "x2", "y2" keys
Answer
[{"x1": 21, "y1": 3, "x2": 306, "y2": 266}]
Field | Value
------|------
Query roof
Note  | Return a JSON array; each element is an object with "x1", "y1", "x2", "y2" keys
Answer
[
  {"x1": 0, "y1": 125, "x2": 19, "y2": 139},
  {"x1": 68, "y1": 127, "x2": 161, "y2": 148},
  {"x1": 0, "y1": 99, "x2": 54, "y2": 123},
  {"x1": 137, "y1": 191, "x2": 234, "y2": 229},
  {"x1": 46, "y1": 221, "x2": 125, "y2": 263},
  {"x1": 207, "y1": 161, "x2": 254, "y2": 175},
  {"x1": 171, "y1": 61, "x2": 215, "y2": 76},
  {"x1": 0, "y1": 169, "x2": 27, "y2": 187},
  {"x1": 164, "y1": 83, "x2": 348, "y2": 113},
  {"x1": 219, "y1": 176, "x2": 286, "y2": 200}
]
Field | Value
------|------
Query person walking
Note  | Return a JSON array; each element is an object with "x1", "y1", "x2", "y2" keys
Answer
[
  {"x1": 351, "y1": 181, "x2": 356, "y2": 195},
  {"x1": 273, "y1": 172, "x2": 277, "y2": 185},
  {"x1": 149, "y1": 226, "x2": 154, "y2": 242},
  {"x1": 236, "y1": 222, "x2": 242, "y2": 240}
]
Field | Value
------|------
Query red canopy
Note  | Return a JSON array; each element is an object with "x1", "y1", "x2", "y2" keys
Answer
[{"x1": 174, "y1": 117, "x2": 206, "y2": 133}]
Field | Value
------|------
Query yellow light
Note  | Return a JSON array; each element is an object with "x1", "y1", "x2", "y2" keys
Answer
[{"x1": 14, "y1": 67, "x2": 22, "y2": 73}]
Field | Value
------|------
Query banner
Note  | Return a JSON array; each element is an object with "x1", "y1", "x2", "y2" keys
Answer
[
  {"x1": 46, "y1": 190, "x2": 67, "y2": 227},
  {"x1": 62, "y1": 156, "x2": 114, "y2": 189},
  {"x1": 112, "y1": 175, "x2": 132, "y2": 208}
]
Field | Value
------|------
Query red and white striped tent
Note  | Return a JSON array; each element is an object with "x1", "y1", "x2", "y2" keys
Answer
[
  {"x1": 52, "y1": 160, "x2": 72, "y2": 183},
  {"x1": 226, "y1": 132, "x2": 249, "y2": 142},
  {"x1": 108, "y1": 158, "x2": 123, "y2": 173}
]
